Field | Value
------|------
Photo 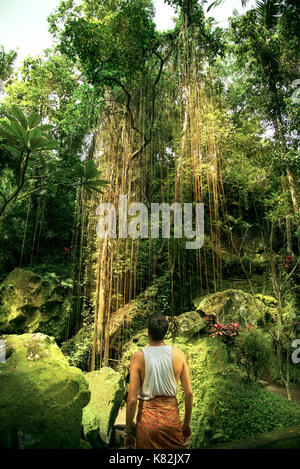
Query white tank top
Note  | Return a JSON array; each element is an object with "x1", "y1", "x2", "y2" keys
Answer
[{"x1": 138, "y1": 345, "x2": 178, "y2": 400}]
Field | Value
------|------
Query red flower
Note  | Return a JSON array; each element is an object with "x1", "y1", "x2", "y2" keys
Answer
[{"x1": 231, "y1": 323, "x2": 240, "y2": 329}]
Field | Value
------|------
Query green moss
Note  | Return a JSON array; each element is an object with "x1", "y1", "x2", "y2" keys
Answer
[
  {"x1": 254, "y1": 294, "x2": 278, "y2": 307},
  {"x1": 196, "y1": 289, "x2": 276, "y2": 325},
  {"x1": 61, "y1": 323, "x2": 94, "y2": 371},
  {"x1": 172, "y1": 311, "x2": 207, "y2": 343},
  {"x1": 82, "y1": 406, "x2": 103, "y2": 448},
  {"x1": 83, "y1": 367, "x2": 125, "y2": 445},
  {"x1": 0, "y1": 333, "x2": 90, "y2": 449},
  {"x1": 0, "y1": 268, "x2": 75, "y2": 341}
]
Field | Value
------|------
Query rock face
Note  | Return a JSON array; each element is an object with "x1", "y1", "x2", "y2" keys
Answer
[
  {"x1": 0, "y1": 268, "x2": 74, "y2": 341},
  {"x1": 173, "y1": 311, "x2": 207, "y2": 343},
  {"x1": 0, "y1": 333, "x2": 90, "y2": 449},
  {"x1": 82, "y1": 406, "x2": 102, "y2": 448},
  {"x1": 82, "y1": 367, "x2": 125, "y2": 446},
  {"x1": 61, "y1": 323, "x2": 94, "y2": 371},
  {"x1": 196, "y1": 289, "x2": 275, "y2": 325}
]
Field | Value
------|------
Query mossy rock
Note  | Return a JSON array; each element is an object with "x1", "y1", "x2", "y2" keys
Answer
[
  {"x1": 0, "y1": 333, "x2": 90, "y2": 449},
  {"x1": 83, "y1": 367, "x2": 125, "y2": 445},
  {"x1": 0, "y1": 268, "x2": 75, "y2": 341},
  {"x1": 61, "y1": 323, "x2": 94, "y2": 371},
  {"x1": 82, "y1": 406, "x2": 103, "y2": 448},
  {"x1": 254, "y1": 294, "x2": 278, "y2": 308},
  {"x1": 196, "y1": 289, "x2": 275, "y2": 325},
  {"x1": 173, "y1": 311, "x2": 207, "y2": 343},
  {"x1": 191, "y1": 297, "x2": 202, "y2": 308}
]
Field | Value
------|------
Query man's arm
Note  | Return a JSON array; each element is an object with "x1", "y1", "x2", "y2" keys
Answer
[
  {"x1": 180, "y1": 354, "x2": 193, "y2": 441},
  {"x1": 124, "y1": 351, "x2": 141, "y2": 448}
]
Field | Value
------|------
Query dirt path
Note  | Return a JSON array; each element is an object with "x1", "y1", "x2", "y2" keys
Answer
[{"x1": 266, "y1": 381, "x2": 300, "y2": 404}]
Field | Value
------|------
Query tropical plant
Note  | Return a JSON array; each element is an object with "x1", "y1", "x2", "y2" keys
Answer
[
  {"x1": 235, "y1": 326, "x2": 273, "y2": 381},
  {"x1": 0, "y1": 104, "x2": 109, "y2": 219}
]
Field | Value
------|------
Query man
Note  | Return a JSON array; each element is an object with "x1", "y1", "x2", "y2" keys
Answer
[{"x1": 124, "y1": 314, "x2": 193, "y2": 449}]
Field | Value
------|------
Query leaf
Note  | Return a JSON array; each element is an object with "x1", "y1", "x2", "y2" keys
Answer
[
  {"x1": 43, "y1": 139, "x2": 59, "y2": 150},
  {"x1": 0, "y1": 127, "x2": 20, "y2": 146},
  {"x1": 55, "y1": 168, "x2": 69, "y2": 177},
  {"x1": 28, "y1": 113, "x2": 41, "y2": 129},
  {"x1": 29, "y1": 137, "x2": 47, "y2": 151},
  {"x1": 10, "y1": 121, "x2": 29, "y2": 144},
  {"x1": 74, "y1": 163, "x2": 85, "y2": 178},
  {"x1": 0, "y1": 121, "x2": 17, "y2": 136},
  {"x1": 212, "y1": 432, "x2": 224, "y2": 440},
  {"x1": 29, "y1": 127, "x2": 42, "y2": 142},
  {"x1": 47, "y1": 181, "x2": 58, "y2": 195},
  {"x1": 37, "y1": 154, "x2": 46, "y2": 167},
  {"x1": 88, "y1": 179, "x2": 109, "y2": 187},
  {"x1": 85, "y1": 160, "x2": 99, "y2": 179},
  {"x1": 85, "y1": 182, "x2": 105, "y2": 194},
  {"x1": 11, "y1": 105, "x2": 28, "y2": 129},
  {"x1": 1, "y1": 144, "x2": 21, "y2": 157},
  {"x1": 38, "y1": 124, "x2": 54, "y2": 132},
  {"x1": 85, "y1": 167, "x2": 99, "y2": 180},
  {"x1": 207, "y1": 0, "x2": 224, "y2": 12}
]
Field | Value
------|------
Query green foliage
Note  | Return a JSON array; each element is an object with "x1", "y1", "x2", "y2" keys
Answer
[
  {"x1": 48, "y1": 0, "x2": 157, "y2": 90},
  {"x1": 0, "y1": 104, "x2": 56, "y2": 151},
  {"x1": 0, "y1": 104, "x2": 109, "y2": 219},
  {"x1": 175, "y1": 338, "x2": 300, "y2": 448},
  {"x1": 192, "y1": 370, "x2": 300, "y2": 447},
  {"x1": 129, "y1": 273, "x2": 172, "y2": 331},
  {"x1": 0, "y1": 45, "x2": 17, "y2": 83},
  {"x1": 235, "y1": 327, "x2": 273, "y2": 381},
  {"x1": 208, "y1": 319, "x2": 241, "y2": 361}
]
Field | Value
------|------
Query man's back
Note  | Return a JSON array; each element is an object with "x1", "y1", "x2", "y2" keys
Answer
[
  {"x1": 124, "y1": 314, "x2": 193, "y2": 449},
  {"x1": 134, "y1": 346, "x2": 187, "y2": 390}
]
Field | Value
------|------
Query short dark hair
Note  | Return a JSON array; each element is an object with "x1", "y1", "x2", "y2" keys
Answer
[{"x1": 148, "y1": 314, "x2": 169, "y2": 342}]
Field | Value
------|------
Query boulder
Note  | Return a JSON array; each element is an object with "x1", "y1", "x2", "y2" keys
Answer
[
  {"x1": 173, "y1": 311, "x2": 207, "y2": 343},
  {"x1": 0, "y1": 268, "x2": 74, "y2": 341},
  {"x1": 0, "y1": 333, "x2": 90, "y2": 449},
  {"x1": 82, "y1": 406, "x2": 102, "y2": 448},
  {"x1": 83, "y1": 367, "x2": 125, "y2": 445},
  {"x1": 61, "y1": 323, "x2": 94, "y2": 371},
  {"x1": 254, "y1": 294, "x2": 278, "y2": 308},
  {"x1": 196, "y1": 289, "x2": 275, "y2": 325}
]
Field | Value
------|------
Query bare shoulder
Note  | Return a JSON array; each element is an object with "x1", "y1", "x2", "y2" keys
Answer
[
  {"x1": 130, "y1": 350, "x2": 144, "y2": 364},
  {"x1": 172, "y1": 347, "x2": 186, "y2": 362}
]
